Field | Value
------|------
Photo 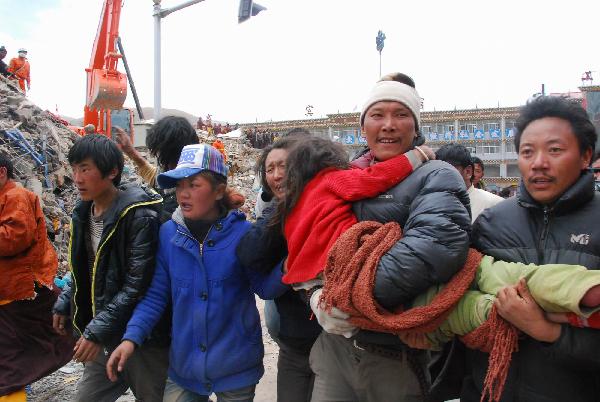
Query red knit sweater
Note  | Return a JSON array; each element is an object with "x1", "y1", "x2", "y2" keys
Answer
[{"x1": 282, "y1": 153, "x2": 415, "y2": 284}]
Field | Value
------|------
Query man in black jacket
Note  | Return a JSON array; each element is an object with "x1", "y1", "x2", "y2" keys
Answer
[
  {"x1": 462, "y1": 96, "x2": 600, "y2": 402},
  {"x1": 53, "y1": 135, "x2": 169, "y2": 402},
  {"x1": 307, "y1": 74, "x2": 471, "y2": 402},
  {"x1": 0, "y1": 46, "x2": 8, "y2": 77},
  {"x1": 114, "y1": 116, "x2": 199, "y2": 223},
  {"x1": 592, "y1": 150, "x2": 600, "y2": 191}
]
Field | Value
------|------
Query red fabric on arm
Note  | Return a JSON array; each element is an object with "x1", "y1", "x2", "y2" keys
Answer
[{"x1": 325, "y1": 153, "x2": 413, "y2": 201}]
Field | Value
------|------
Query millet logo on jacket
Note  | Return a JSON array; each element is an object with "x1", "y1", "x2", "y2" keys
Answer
[{"x1": 570, "y1": 233, "x2": 590, "y2": 245}]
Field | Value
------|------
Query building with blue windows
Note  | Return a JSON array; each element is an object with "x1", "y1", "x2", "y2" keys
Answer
[
  {"x1": 241, "y1": 85, "x2": 600, "y2": 192},
  {"x1": 241, "y1": 106, "x2": 521, "y2": 190}
]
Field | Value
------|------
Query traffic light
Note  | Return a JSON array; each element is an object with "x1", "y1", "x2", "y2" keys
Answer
[{"x1": 238, "y1": 0, "x2": 266, "y2": 23}]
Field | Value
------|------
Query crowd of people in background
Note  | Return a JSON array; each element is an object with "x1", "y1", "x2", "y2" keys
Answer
[
  {"x1": 196, "y1": 115, "x2": 239, "y2": 137},
  {"x1": 2, "y1": 72, "x2": 600, "y2": 402},
  {"x1": 246, "y1": 128, "x2": 279, "y2": 149}
]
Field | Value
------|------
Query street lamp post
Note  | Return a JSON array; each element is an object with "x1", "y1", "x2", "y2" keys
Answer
[
  {"x1": 153, "y1": 0, "x2": 265, "y2": 122},
  {"x1": 153, "y1": 0, "x2": 162, "y2": 122},
  {"x1": 376, "y1": 30, "x2": 386, "y2": 78},
  {"x1": 153, "y1": 0, "x2": 206, "y2": 122}
]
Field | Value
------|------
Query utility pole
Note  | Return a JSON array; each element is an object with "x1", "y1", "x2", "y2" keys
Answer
[
  {"x1": 376, "y1": 30, "x2": 386, "y2": 78},
  {"x1": 153, "y1": 0, "x2": 206, "y2": 122},
  {"x1": 153, "y1": 0, "x2": 265, "y2": 122}
]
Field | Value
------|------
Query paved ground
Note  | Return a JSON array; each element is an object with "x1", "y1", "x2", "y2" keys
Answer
[{"x1": 29, "y1": 299, "x2": 278, "y2": 402}]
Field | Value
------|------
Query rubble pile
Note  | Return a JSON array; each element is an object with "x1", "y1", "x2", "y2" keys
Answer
[
  {"x1": 0, "y1": 77, "x2": 263, "y2": 276},
  {"x1": 0, "y1": 79, "x2": 82, "y2": 272},
  {"x1": 199, "y1": 132, "x2": 262, "y2": 218}
]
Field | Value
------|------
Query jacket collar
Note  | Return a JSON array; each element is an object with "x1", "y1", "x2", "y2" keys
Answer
[
  {"x1": 72, "y1": 183, "x2": 162, "y2": 225},
  {"x1": 0, "y1": 180, "x2": 17, "y2": 197},
  {"x1": 351, "y1": 150, "x2": 375, "y2": 169},
  {"x1": 517, "y1": 171, "x2": 595, "y2": 215},
  {"x1": 172, "y1": 207, "x2": 187, "y2": 229},
  {"x1": 172, "y1": 206, "x2": 245, "y2": 236}
]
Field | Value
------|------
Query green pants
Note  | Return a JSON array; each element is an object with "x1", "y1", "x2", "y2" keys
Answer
[{"x1": 412, "y1": 256, "x2": 600, "y2": 350}]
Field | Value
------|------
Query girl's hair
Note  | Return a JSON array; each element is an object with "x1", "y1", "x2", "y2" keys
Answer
[
  {"x1": 251, "y1": 135, "x2": 305, "y2": 274},
  {"x1": 193, "y1": 171, "x2": 243, "y2": 211},
  {"x1": 270, "y1": 136, "x2": 349, "y2": 231}
]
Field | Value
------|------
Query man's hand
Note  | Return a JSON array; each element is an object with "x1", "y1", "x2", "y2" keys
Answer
[
  {"x1": 310, "y1": 288, "x2": 358, "y2": 338},
  {"x1": 113, "y1": 127, "x2": 134, "y2": 155},
  {"x1": 546, "y1": 312, "x2": 570, "y2": 324},
  {"x1": 282, "y1": 258, "x2": 288, "y2": 274},
  {"x1": 495, "y1": 278, "x2": 561, "y2": 343},
  {"x1": 73, "y1": 336, "x2": 102, "y2": 363},
  {"x1": 106, "y1": 340, "x2": 136, "y2": 381},
  {"x1": 52, "y1": 314, "x2": 68, "y2": 336}
]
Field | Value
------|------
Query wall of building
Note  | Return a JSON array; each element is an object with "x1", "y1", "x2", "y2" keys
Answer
[{"x1": 241, "y1": 107, "x2": 522, "y2": 189}]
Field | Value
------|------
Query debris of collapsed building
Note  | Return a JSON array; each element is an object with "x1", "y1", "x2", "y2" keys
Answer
[
  {"x1": 0, "y1": 78, "x2": 81, "y2": 273},
  {"x1": 0, "y1": 77, "x2": 265, "y2": 275},
  {"x1": 188, "y1": 131, "x2": 262, "y2": 218}
]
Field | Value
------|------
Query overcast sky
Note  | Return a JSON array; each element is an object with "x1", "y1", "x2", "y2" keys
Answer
[{"x1": 1, "y1": 0, "x2": 599, "y2": 123}]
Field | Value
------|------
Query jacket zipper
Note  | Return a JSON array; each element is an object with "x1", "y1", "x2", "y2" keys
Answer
[
  {"x1": 177, "y1": 224, "x2": 212, "y2": 256},
  {"x1": 538, "y1": 206, "x2": 551, "y2": 263},
  {"x1": 67, "y1": 217, "x2": 84, "y2": 336},
  {"x1": 72, "y1": 199, "x2": 162, "y2": 335}
]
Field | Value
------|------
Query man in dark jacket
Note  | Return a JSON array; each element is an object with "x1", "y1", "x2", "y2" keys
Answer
[
  {"x1": 52, "y1": 135, "x2": 169, "y2": 402},
  {"x1": 462, "y1": 96, "x2": 600, "y2": 402},
  {"x1": 114, "y1": 116, "x2": 199, "y2": 223},
  {"x1": 307, "y1": 73, "x2": 471, "y2": 401},
  {"x1": 0, "y1": 46, "x2": 8, "y2": 77},
  {"x1": 592, "y1": 150, "x2": 600, "y2": 191},
  {"x1": 237, "y1": 202, "x2": 321, "y2": 402}
]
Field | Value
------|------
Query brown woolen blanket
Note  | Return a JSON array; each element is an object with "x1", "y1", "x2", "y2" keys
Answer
[{"x1": 320, "y1": 221, "x2": 518, "y2": 402}]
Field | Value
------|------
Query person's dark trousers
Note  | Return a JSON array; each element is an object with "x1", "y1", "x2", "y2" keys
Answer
[
  {"x1": 264, "y1": 299, "x2": 282, "y2": 345},
  {"x1": 426, "y1": 339, "x2": 465, "y2": 402},
  {"x1": 0, "y1": 286, "x2": 75, "y2": 396},
  {"x1": 277, "y1": 344, "x2": 314, "y2": 402},
  {"x1": 74, "y1": 343, "x2": 169, "y2": 402}
]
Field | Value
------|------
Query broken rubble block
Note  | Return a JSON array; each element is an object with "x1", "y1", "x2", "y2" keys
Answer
[
  {"x1": 0, "y1": 80, "x2": 84, "y2": 271},
  {"x1": 0, "y1": 78, "x2": 267, "y2": 271},
  {"x1": 14, "y1": 107, "x2": 34, "y2": 124}
]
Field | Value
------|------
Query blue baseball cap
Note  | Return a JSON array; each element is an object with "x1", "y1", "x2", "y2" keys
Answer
[{"x1": 157, "y1": 144, "x2": 228, "y2": 189}]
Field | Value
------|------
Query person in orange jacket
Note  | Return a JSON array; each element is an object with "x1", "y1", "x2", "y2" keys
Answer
[
  {"x1": 7, "y1": 48, "x2": 30, "y2": 93},
  {"x1": 0, "y1": 153, "x2": 74, "y2": 401},
  {"x1": 212, "y1": 139, "x2": 228, "y2": 162}
]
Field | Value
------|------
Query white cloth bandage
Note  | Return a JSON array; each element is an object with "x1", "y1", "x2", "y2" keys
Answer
[{"x1": 360, "y1": 80, "x2": 421, "y2": 128}]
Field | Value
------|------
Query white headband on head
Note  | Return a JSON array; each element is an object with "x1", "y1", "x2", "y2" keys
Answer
[{"x1": 360, "y1": 80, "x2": 421, "y2": 128}]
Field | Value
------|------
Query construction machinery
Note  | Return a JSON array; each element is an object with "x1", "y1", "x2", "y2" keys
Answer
[{"x1": 83, "y1": 0, "x2": 143, "y2": 139}]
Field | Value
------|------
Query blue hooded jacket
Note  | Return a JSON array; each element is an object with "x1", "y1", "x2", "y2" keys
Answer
[{"x1": 124, "y1": 207, "x2": 288, "y2": 395}]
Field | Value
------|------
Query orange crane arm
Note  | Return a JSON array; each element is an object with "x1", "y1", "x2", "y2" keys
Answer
[{"x1": 83, "y1": 0, "x2": 128, "y2": 136}]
